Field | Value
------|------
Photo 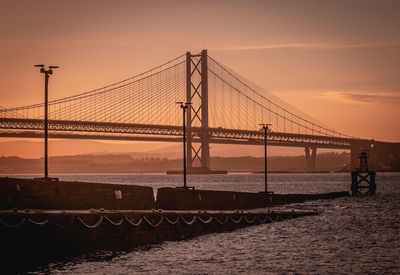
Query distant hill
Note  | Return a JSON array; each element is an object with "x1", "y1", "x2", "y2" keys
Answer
[
  {"x1": 0, "y1": 140, "x2": 171, "y2": 159},
  {"x1": 0, "y1": 139, "x2": 331, "y2": 159},
  {"x1": 0, "y1": 152, "x2": 355, "y2": 174}
]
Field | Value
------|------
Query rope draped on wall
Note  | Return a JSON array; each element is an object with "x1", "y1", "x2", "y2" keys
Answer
[{"x1": 0, "y1": 210, "x2": 296, "y2": 229}]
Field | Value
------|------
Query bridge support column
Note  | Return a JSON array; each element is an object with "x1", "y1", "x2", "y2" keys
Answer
[
  {"x1": 186, "y1": 50, "x2": 211, "y2": 172},
  {"x1": 305, "y1": 146, "x2": 317, "y2": 172},
  {"x1": 185, "y1": 52, "x2": 193, "y2": 169},
  {"x1": 200, "y1": 50, "x2": 210, "y2": 169}
]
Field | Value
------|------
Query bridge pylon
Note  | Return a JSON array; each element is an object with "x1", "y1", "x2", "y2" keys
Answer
[{"x1": 186, "y1": 50, "x2": 211, "y2": 172}]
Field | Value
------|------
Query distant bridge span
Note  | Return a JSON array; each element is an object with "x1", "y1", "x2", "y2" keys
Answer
[
  {"x1": 0, "y1": 118, "x2": 369, "y2": 150},
  {"x1": 0, "y1": 50, "x2": 383, "y2": 171}
]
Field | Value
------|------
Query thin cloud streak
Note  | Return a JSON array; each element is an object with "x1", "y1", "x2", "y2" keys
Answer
[
  {"x1": 215, "y1": 41, "x2": 400, "y2": 51},
  {"x1": 335, "y1": 92, "x2": 400, "y2": 104}
]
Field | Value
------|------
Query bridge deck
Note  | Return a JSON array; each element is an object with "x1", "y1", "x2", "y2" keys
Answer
[{"x1": 0, "y1": 118, "x2": 361, "y2": 149}]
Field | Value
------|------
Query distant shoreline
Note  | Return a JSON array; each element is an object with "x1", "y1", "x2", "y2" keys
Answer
[{"x1": 1, "y1": 152, "x2": 398, "y2": 173}]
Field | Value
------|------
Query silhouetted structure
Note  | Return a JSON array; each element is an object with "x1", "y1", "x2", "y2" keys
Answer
[
  {"x1": 259, "y1": 123, "x2": 271, "y2": 193},
  {"x1": 33, "y1": 64, "x2": 58, "y2": 180},
  {"x1": 176, "y1": 102, "x2": 191, "y2": 187},
  {"x1": 351, "y1": 151, "x2": 376, "y2": 195}
]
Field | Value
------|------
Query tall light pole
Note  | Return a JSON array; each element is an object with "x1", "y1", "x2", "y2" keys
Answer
[
  {"x1": 259, "y1": 123, "x2": 271, "y2": 194},
  {"x1": 176, "y1": 102, "x2": 191, "y2": 188},
  {"x1": 34, "y1": 64, "x2": 59, "y2": 180}
]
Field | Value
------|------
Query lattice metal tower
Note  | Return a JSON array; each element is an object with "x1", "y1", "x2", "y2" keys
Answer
[{"x1": 351, "y1": 150, "x2": 376, "y2": 195}]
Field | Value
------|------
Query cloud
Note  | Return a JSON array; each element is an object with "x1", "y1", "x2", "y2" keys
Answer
[
  {"x1": 215, "y1": 41, "x2": 400, "y2": 51},
  {"x1": 336, "y1": 92, "x2": 400, "y2": 104}
]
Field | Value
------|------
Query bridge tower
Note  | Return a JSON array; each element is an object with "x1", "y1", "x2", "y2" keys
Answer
[{"x1": 186, "y1": 50, "x2": 211, "y2": 172}]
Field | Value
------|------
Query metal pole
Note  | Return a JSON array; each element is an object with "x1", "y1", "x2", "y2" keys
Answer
[
  {"x1": 176, "y1": 102, "x2": 191, "y2": 188},
  {"x1": 259, "y1": 123, "x2": 271, "y2": 194},
  {"x1": 183, "y1": 105, "x2": 187, "y2": 188},
  {"x1": 34, "y1": 64, "x2": 58, "y2": 181},
  {"x1": 44, "y1": 73, "x2": 49, "y2": 179}
]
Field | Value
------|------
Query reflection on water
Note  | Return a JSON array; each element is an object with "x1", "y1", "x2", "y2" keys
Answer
[{"x1": 6, "y1": 173, "x2": 400, "y2": 274}]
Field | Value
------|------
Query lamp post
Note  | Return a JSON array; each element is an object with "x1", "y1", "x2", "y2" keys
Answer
[
  {"x1": 34, "y1": 64, "x2": 59, "y2": 180},
  {"x1": 259, "y1": 123, "x2": 271, "y2": 193},
  {"x1": 176, "y1": 102, "x2": 191, "y2": 188}
]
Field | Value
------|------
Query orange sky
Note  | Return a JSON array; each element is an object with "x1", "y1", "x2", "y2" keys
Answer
[{"x1": 1, "y1": 0, "x2": 399, "y2": 156}]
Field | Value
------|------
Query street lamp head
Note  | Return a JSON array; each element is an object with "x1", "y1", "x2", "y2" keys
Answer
[
  {"x1": 34, "y1": 64, "x2": 58, "y2": 75},
  {"x1": 259, "y1": 123, "x2": 272, "y2": 131},
  {"x1": 176, "y1": 102, "x2": 191, "y2": 109}
]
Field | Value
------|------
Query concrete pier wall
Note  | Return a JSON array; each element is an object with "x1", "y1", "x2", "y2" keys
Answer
[
  {"x1": 0, "y1": 177, "x2": 348, "y2": 272},
  {"x1": 156, "y1": 187, "x2": 267, "y2": 210},
  {"x1": 156, "y1": 187, "x2": 349, "y2": 210},
  {"x1": 0, "y1": 177, "x2": 155, "y2": 210},
  {"x1": 1, "y1": 178, "x2": 349, "y2": 211}
]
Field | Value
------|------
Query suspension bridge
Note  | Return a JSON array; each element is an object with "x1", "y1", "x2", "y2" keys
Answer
[{"x1": 0, "y1": 50, "x2": 377, "y2": 171}]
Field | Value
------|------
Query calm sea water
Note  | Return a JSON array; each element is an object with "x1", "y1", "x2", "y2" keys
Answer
[{"x1": 8, "y1": 173, "x2": 400, "y2": 274}]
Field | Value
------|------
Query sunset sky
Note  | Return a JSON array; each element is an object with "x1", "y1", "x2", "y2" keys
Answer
[{"x1": 1, "y1": 0, "x2": 399, "y2": 157}]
